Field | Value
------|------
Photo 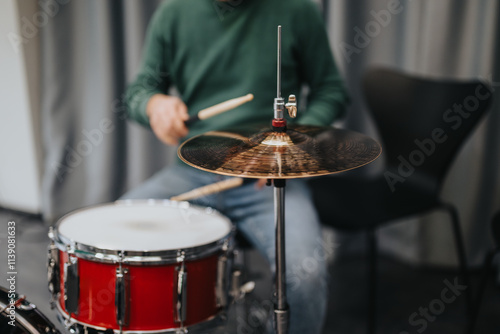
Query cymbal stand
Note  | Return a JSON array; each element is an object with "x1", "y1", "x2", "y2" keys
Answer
[{"x1": 271, "y1": 25, "x2": 297, "y2": 334}]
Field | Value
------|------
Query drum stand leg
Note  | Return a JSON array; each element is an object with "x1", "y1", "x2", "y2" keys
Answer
[{"x1": 273, "y1": 179, "x2": 289, "y2": 334}]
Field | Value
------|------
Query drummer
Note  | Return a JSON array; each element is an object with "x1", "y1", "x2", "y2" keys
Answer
[{"x1": 123, "y1": 0, "x2": 348, "y2": 333}]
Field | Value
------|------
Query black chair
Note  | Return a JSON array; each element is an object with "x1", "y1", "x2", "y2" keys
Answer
[
  {"x1": 467, "y1": 211, "x2": 500, "y2": 334},
  {"x1": 310, "y1": 67, "x2": 493, "y2": 333}
]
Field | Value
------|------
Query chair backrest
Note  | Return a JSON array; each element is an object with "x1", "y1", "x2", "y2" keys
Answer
[{"x1": 363, "y1": 67, "x2": 492, "y2": 195}]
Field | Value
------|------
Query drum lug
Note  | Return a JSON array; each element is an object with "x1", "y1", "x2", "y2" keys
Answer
[
  {"x1": 231, "y1": 269, "x2": 242, "y2": 300},
  {"x1": 115, "y1": 261, "x2": 130, "y2": 331},
  {"x1": 222, "y1": 238, "x2": 230, "y2": 252},
  {"x1": 47, "y1": 228, "x2": 60, "y2": 301},
  {"x1": 174, "y1": 256, "x2": 187, "y2": 326},
  {"x1": 64, "y1": 246, "x2": 79, "y2": 316},
  {"x1": 216, "y1": 255, "x2": 229, "y2": 308}
]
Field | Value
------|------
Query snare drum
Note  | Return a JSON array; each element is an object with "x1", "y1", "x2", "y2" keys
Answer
[{"x1": 48, "y1": 200, "x2": 233, "y2": 333}]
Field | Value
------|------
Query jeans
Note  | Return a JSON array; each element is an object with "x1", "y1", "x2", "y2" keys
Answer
[{"x1": 121, "y1": 164, "x2": 328, "y2": 334}]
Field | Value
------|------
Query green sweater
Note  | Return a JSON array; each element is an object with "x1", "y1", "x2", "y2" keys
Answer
[{"x1": 126, "y1": 0, "x2": 348, "y2": 140}]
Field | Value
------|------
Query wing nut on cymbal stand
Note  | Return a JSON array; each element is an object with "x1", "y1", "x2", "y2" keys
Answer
[{"x1": 285, "y1": 95, "x2": 297, "y2": 118}]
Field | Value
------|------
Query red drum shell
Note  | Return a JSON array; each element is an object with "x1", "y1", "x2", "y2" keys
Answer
[{"x1": 57, "y1": 251, "x2": 220, "y2": 331}]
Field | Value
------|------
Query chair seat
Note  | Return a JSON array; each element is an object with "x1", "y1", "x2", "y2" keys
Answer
[{"x1": 310, "y1": 174, "x2": 438, "y2": 230}]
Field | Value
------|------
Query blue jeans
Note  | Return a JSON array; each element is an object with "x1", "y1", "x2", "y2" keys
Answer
[{"x1": 121, "y1": 164, "x2": 328, "y2": 334}]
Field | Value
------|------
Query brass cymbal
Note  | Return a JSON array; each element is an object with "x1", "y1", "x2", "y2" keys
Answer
[{"x1": 178, "y1": 124, "x2": 382, "y2": 179}]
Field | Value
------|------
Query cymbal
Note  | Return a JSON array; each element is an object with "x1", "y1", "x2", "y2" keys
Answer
[{"x1": 178, "y1": 124, "x2": 382, "y2": 179}]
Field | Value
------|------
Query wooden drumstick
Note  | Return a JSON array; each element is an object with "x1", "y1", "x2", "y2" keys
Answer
[
  {"x1": 184, "y1": 94, "x2": 254, "y2": 126},
  {"x1": 170, "y1": 177, "x2": 245, "y2": 202}
]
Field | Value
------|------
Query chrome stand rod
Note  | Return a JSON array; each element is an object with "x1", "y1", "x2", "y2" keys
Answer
[
  {"x1": 275, "y1": 183, "x2": 286, "y2": 308},
  {"x1": 273, "y1": 179, "x2": 289, "y2": 334},
  {"x1": 274, "y1": 26, "x2": 284, "y2": 120},
  {"x1": 277, "y1": 25, "x2": 282, "y2": 99}
]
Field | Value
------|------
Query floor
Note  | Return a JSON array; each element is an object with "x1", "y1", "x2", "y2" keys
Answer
[{"x1": 0, "y1": 208, "x2": 499, "y2": 333}]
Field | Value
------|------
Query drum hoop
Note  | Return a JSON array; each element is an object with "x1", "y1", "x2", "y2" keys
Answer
[
  {"x1": 55, "y1": 301, "x2": 225, "y2": 334},
  {"x1": 52, "y1": 200, "x2": 234, "y2": 265}
]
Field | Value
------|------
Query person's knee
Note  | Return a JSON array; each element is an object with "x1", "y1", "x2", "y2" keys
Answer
[
  {"x1": 286, "y1": 263, "x2": 329, "y2": 333},
  {"x1": 286, "y1": 252, "x2": 328, "y2": 297}
]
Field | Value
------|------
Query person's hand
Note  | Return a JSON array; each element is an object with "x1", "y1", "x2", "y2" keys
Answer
[
  {"x1": 146, "y1": 94, "x2": 189, "y2": 146},
  {"x1": 255, "y1": 179, "x2": 268, "y2": 190}
]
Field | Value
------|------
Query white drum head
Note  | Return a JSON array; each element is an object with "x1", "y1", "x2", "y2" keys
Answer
[{"x1": 56, "y1": 201, "x2": 232, "y2": 252}]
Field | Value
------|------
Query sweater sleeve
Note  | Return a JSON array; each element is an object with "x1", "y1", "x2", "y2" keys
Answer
[
  {"x1": 294, "y1": 1, "x2": 349, "y2": 126},
  {"x1": 125, "y1": 7, "x2": 172, "y2": 127}
]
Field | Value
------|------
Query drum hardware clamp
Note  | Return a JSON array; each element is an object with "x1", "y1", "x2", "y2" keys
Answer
[
  {"x1": 230, "y1": 270, "x2": 256, "y2": 302},
  {"x1": 0, "y1": 293, "x2": 35, "y2": 312}
]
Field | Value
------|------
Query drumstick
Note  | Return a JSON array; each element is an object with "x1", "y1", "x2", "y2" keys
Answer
[
  {"x1": 184, "y1": 94, "x2": 254, "y2": 126},
  {"x1": 170, "y1": 177, "x2": 246, "y2": 201}
]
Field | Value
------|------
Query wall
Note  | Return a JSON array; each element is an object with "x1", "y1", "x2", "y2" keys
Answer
[{"x1": 0, "y1": 0, "x2": 42, "y2": 213}]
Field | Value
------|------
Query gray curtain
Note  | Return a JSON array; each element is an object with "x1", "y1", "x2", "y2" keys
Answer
[
  {"x1": 41, "y1": 0, "x2": 499, "y2": 265},
  {"x1": 41, "y1": 0, "x2": 173, "y2": 223}
]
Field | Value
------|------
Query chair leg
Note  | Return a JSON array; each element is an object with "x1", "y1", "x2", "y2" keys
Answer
[
  {"x1": 442, "y1": 203, "x2": 473, "y2": 318},
  {"x1": 367, "y1": 228, "x2": 377, "y2": 334},
  {"x1": 467, "y1": 251, "x2": 497, "y2": 334}
]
